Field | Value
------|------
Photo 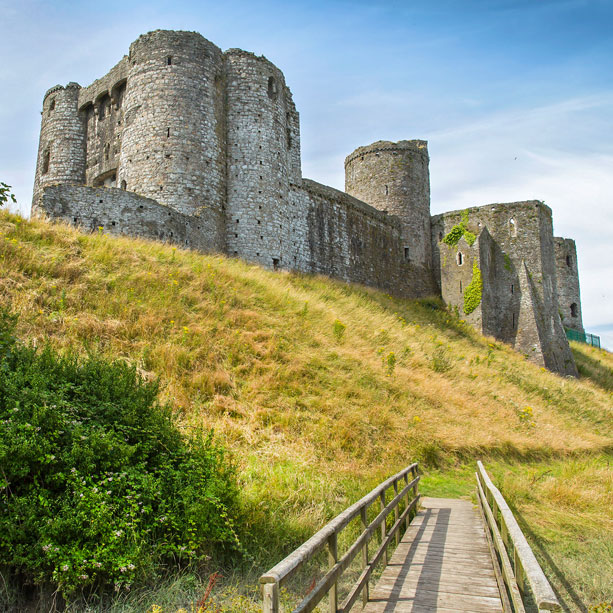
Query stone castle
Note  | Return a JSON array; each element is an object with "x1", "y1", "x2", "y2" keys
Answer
[{"x1": 31, "y1": 30, "x2": 583, "y2": 376}]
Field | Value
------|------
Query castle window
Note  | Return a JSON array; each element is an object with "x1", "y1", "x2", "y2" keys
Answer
[
  {"x1": 512, "y1": 312, "x2": 515, "y2": 327},
  {"x1": 511, "y1": 284, "x2": 514, "y2": 294},
  {"x1": 98, "y1": 93, "x2": 110, "y2": 120},
  {"x1": 509, "y1": 217, "x2": 517, "y2": 237},
  {"x1": 121, "y1": 180, "x2": 127, "y2": 190},
  {"x1": 570, "y1": 303, "x2": 578, "y2": 318},
  {"x1": 403, "y1": 246, "x2": 410, "y2": 261},
  {"x1": 460, "y1": 280, "x2": 462, "y2": 293},
  {"x1": 385, "y1": 185, "x2": 389, "y2": 196},
  {"x1": 456, "y1": 251, "x2": 463, "y2": 266},
  {"x1": 167, "y1": 56, "x2": 172, "y2": 65},
  {"x1": 167, "y1": 128, "x2": 170, "y2": 138},
  {"x1": 439, "y1": 231, "x2": 443, "y2": 241},
  {"x1": 48, "y1": 99, "x2": 55, "y2": 115},
  {"x1": 566, "y1": 254, "x2": 572, "y2": 267},
  {"x1": 42, "y1": 148, "x2": 50, "y2": 174},
  {"x1": 273, "y1": 257, "x2": 279, "y2": 270},
  {"x1": 267, "y1": 76, "x2": 278, "y2": 100}
]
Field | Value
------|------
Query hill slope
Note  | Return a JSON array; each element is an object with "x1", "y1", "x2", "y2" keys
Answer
[{"x1": 1, "y1": 210, "x2": 611, "y2": 610}]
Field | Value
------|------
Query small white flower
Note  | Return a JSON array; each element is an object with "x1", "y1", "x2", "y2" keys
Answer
[
  {"x1": 62, "y1": 565, "x2": 69, "y2": 571},
  {"x1": 114, "y1": 530, "x2": 123, "y2": 537},
  {"x1": 71, "y1": 468, "x2": 76, "y2": 473},
  {"x1": 79, "y1": 574, "x2": 88, "y2": 580},
  {"x1": 120, "y1": 566, "x2": 127, "y2": 573},
  {"x1": 106, "y1": 491, "x2": 112, "y2": 495},
  {"x1": 42, "y1": 544, "x2": 51, "y2": 552},
  {"x1": 93, "y1": 562, "x2": 102, "y2": 568},
  {"x1": 127, "y1": 563, "x2": 135, "y2": 570}
]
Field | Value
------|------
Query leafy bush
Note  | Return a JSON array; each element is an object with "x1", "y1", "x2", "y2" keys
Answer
[{"x1": 0, "y1": 310, "x2": 239, "y2": 598}]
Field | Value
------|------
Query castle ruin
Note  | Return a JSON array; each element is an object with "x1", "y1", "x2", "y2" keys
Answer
[{"x1": 32, "y1": 30, "x2": 583, "y2": 376}]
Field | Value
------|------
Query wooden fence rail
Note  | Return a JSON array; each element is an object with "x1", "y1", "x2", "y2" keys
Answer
[
  {"x1": 260, "y1": 463, "x2": 420, "y2": 613},
  {"x1": 476, "y1": 461, "x2": 561, "y2": 612}
]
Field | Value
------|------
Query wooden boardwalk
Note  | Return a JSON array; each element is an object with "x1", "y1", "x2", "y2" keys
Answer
[{"x1": 362, "y1": 497, "x2": 503, "y2": 612}]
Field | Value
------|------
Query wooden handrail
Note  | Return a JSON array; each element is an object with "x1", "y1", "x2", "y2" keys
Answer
[
  {"x1": 476, "y1": 461, "x2": 561, "y2": 612},
  {"x1": 260, "y1": 462, "x2": 420, "y2": 613}
]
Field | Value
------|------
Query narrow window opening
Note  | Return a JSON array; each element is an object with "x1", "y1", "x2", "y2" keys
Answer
[
  {"x1": 403, "y1": 246, "x2": 410, "y2": 261},
  {"x1": 234, "y1": 233, "x2": 238, "y2": 238},
  {"x1": 111, "y1": 221, "x2": 116, "y2": 226},
  {"x1": 511, "y1": 284, "x2": 514, "y2": 294},
  {"x1": 48, "y1": 99, "x2": 55, "y2": 115},
  {"x1": 566, "y1": 254, "x2": 572, "y2": 267},
  {"x1": 385, "y1": 185, "x2": 389, "y2": 196},
  {"x1": 439, "y1": 231, "x2": 443, "y2": 241},
  {"x1": 272, "y1": 257, "x2": 280, "y2": 270},
  {"x1": 267, "y1": 76, "x2": 278, "y2": 99},
  {"x1": 512, "y1": 312, "x2": 515, "y2": 327},
  {"x1": 121, "y1": 180, "x2": 127, "y2": 190},
  {"x1": 509, "y1": 217, "x2": 517, "y2": 237},
  {"x1": 139, "y1": 205, "x2": 144, "y2": 209},
  {"x1": 570, "y1": 303, "x2": 578, "y2": 318},
  {"x1": 42, "y1": 149, "x2": 50, "y2": 174},
  {"x1": 460, "y1": 280, "x2": 463, "y2": 293},
  {"x1": 236, "y1": 218, "x2": 239, "y2": 223},
  {"x1": 457, "y1": 252, "x2": 463, "y2": 266},
  {"x1": 167, "y1": 56, "x2": 172, "y2": 65},
  {"x1": 166, "y1": 128, "x2": 170, "y2": 138}
]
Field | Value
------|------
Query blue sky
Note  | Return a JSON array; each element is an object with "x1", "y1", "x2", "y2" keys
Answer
[{"x1": 1, "y1": 0, "x2": 611, "y2": 348}]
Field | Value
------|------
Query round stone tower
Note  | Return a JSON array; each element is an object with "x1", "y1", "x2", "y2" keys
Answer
[
  {"x1": 344, "y1": 140, "x2": 432, "y2": 269},
  {"x1": 118, "y1": 30, "x2": 226, "y2": 248},
  {"x1": 32, "y1": 83, "x2": 86, "y2": 215},
  {"x1": 223, "y1": 50, "x2": 296, "y2": 269}
]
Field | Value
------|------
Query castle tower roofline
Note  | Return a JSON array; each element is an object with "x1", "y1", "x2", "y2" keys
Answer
[
  {"x1": 43, "y1": 82, "x2": 81, "y2": 102},
  {"x1": 345, "y1": 140, "x2": 428, "y2": 167},
  {"x1": 432, "y1": 200, "x2": 552, "y2": 222}
]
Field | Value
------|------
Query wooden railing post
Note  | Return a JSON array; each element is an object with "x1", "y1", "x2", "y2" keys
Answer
[
  {"x1": 262, "y1": 581, "x2": 279, "y2": 613},
  {"x1": 380, "y1": 491, "x2": 388, "y2": 566},
  {"x1": 328, "y1": 532, "x2": 338, "y2": 613},
  {"x1": 403, "y1": 473, "x2": 410, "y2": 529},
  {"x1": 360, "y1": 506, "x2": 369, "y2": 606},
  {"x1": 393, "y1": 480, "x2": 400, "y2": 546}
]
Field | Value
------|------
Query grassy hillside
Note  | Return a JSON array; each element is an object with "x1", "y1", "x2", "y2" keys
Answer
[{"x1": 1, "y1": 210, "x2": 611, "y2": 611}]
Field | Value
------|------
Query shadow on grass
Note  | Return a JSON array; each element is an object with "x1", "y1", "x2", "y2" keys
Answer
[
  {"x1": 507, "y1": 505, "x2": 587, "y2": 613},
  {"x1": 572, "y1": 347, "x2": 613, "y2": 392}
]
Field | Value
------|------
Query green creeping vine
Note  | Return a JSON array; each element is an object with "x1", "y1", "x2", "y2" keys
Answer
[
  {"x1": 442, "y1": 210, "x2": 476, "y2": 247},
  {"x1": 463, "y1": 261, "x2": 483, "y2": 315}
]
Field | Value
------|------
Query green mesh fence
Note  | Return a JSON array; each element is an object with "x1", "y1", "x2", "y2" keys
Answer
[{"x1": 565, "y1": 328, "x2": 601, "y2": 349}]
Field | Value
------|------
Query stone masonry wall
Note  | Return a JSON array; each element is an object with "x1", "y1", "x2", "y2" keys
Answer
[
  {"x1": 39, "y1": 184, "x2": 218, "y2": 252},
  {"x1": 32, "y1": 84, "x2": 86, "y2": 214},
  {"x1": 224, "y1": 50, "x2": 300, "y2": 270},
  {"x1": 554, "y1": 237, "x2": 584, "y2": 333},
  {"x1": 78, "y1": 57, "x2": 129, "y2": 187},
  {"x1": 118, "y1": 30, "x2": 226, "y2": 250},
  {"x1": 300, "y1": 179, "x2": 437, "y2": 297},
  {"x1": 345, "y1": 140, "x2": 432, "y2": 271},
  {"x1": 431, "y1": 202, "x2": 577, "y2": 376}
]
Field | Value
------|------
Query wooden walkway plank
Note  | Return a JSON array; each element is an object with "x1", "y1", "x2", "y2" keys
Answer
[{"x1": 362, "y1": 497, "x2": 504, "y2": 613}]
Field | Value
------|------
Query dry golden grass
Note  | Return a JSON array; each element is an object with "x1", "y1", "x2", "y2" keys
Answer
[{"x1": 1, "y1": 211, "x2": 612, "y2": 610}]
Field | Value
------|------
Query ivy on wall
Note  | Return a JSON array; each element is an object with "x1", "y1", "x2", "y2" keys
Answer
[
  {"x1": 442, "y1": 209, "x2": 476, "y2": 247},
  {"x1": 463, "y1": 260, "x2": 483, "y2": 314}
]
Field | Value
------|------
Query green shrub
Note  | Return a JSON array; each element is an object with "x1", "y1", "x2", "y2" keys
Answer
[{"x1": 0, "y1": 311, "x2": 239, "y2": 598}]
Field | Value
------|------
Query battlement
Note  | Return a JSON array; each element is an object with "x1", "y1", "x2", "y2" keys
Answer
[{"x1": 344, "y1": 139, "x2": 429, "y2": 167}]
